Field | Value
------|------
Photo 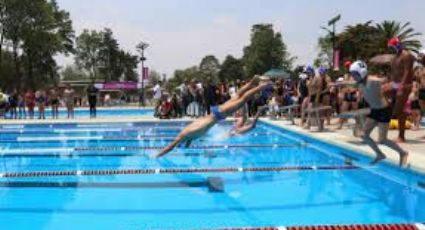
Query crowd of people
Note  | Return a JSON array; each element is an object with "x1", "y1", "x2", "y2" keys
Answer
[
  {"x1": 156, "y1": 38, "x2": 425, "y2": 166},
  {"x1": 0, "y1": 84, "x2": 99, "y2": 119}
]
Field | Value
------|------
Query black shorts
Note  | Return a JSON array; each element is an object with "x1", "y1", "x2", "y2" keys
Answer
[
  {"x1": 411, "y1": 100, "x2": 421, "y2": 110},
  {"x1": 368, "y1": 107, "x2": 392, "y2": 123},
  {"x1": 419, "y1": 89, "x2": 425, "y2": 101},
  {"x1": 51, "y1": 99, "x2": 59, "y2": 106}
]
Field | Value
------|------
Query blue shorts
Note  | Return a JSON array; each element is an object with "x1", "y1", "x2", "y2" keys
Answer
[{"x1": 211, "y1": 106, "x2": 226, "y2": 121}]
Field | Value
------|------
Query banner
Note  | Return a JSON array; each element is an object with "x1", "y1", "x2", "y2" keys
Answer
[
  {"x1": 102, "y1": 82, "x2": 138, "y2": 90},
  {"x1": 333, "y1": 50, "x2": 340, "y2": 71}
]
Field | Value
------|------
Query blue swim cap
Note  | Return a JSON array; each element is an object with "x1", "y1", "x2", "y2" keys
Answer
[
  {"x1": 304, "y1": 66, "x2": 315, "y2": 77},
  {"x1": 319, "y1": 66, "x2": 327, "y2": 75}
]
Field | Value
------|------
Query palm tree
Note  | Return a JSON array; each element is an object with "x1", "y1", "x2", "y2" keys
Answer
[
  {"x1": 337, "y1": 21, "x2": 381, "y2": 60},
  {"x1": 376, "y1": 21, "x2": 422, "y2": 53}
]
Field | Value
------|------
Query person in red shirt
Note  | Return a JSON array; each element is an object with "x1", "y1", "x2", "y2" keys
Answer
[{"x1": 25, "y1": 89, "x2": 36, "y2": 119}]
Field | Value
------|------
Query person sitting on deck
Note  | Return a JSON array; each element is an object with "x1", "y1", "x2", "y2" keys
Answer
[{"x1": 155, "y1": 76, "x2": 272, "y2": 158}]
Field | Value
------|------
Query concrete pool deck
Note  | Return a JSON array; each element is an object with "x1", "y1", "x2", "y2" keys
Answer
[
  {"x1": 0, "y1": 116, "x2": 424, "y2": 174},
  {"x1": 262, "y1": 118, "x2": 425, "y2": 174}
]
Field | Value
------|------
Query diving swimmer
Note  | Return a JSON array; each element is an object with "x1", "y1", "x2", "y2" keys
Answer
[{"x1": 155, "y1": 76, "x2": 272, "y2": 158}]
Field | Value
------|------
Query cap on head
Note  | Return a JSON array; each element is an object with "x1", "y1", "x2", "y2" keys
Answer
[
  {"x1": 349, "y1": 61, "x2": 368, "y2": 83},
  {"x1": 344, "y1": 60, "x2": 353, "y2": 69},
  {"x1": 304, "y1": 66, "x2": 315, "y2": 77},
  {"x1": 318, "y1": 66, "x2": 327, "y2": 75},
  {"x1": 388, "y1": 37, "x2": 402, "y2": 53},
  {"x1": 299, "y1": 73, "x2": 308, "y2": 80}
]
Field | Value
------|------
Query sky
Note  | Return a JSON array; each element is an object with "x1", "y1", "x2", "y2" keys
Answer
[{"x1": 56, "y1": 0, "x2": 425, "y2": 77}]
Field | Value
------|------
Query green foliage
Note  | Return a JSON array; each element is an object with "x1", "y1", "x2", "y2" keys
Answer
[
  {"x1": 218, "y1": 55, "x2": 244, "y2": 82},
  {"x1": 243, "y1": 24, "x2": 295, "y2": 77},
  {"x1": 0, "y1": 0, "x2": 74, "y2": 90},
  {"x1": 199, "y1": 55, "x2": 220, "y2": 82},
  {"x1": 75, "y1": 28, "x2": 139, "y2": 82},
  {"x1": 375, "y1": 21, "x2": 422, "y2": 53},
  {"x1": 61, "y1": 65, "x2": 89, "y2": 81},
  {"x1": 166, "y1": 66, "x2": 199, "y2": 92},
  {"x1": 316, "y1": 20, "x2": 423, "y2": 70}
]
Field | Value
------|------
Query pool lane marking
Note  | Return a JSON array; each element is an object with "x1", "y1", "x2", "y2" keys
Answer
[
  {"x1": 16, "y1": 136, "x2": 105, "y2": 142},
  {"x1": 415, "y1": 224, "x2": 425, "y2": 230},
  {"x1": 216, "y1": 224, "x2": 421, "y2": 230},
  {"x1": 0, "y1": 165, "x2": 359, "y2": 178},
  {"x1": 0, "y1": 180, "x2": 211, "y2": 189},
  {"x1": 0, "y1": 143, "x2": 306, "y2": 155},
  {"x1": 74, "y1": 143, "x2": 308, "y2": 151},
  {"x1": 0, "y1": 148, "x2": 75, "y2": 154}
]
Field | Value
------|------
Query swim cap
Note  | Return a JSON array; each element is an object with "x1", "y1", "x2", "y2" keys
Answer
[
  {"x1": 349, "y1": 61, "x2": 368, "y2": 83},
  {"x1": 318, "y1": 66, "x2": 327, "y2": 75},
  {"x1": 303, "y1": 66, "x2": 315, "y2": 77},
  {"x1": 388, "y1": 37, "x2": 402, "y2": 53},
  {"x1": 344, "y1": 61, "x2": 353, "y2": 69},
  {"x1": 299, "y1": 73, "x2": 308, "y2": 80}
]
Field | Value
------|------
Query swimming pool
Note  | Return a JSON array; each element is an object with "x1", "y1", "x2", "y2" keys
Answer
[
  {"x1": 3, "y1": 107, "x2": 153, "y2": 119},
  {"x1": 0, "y1": 121, "x2": 423, "y2": 230}
]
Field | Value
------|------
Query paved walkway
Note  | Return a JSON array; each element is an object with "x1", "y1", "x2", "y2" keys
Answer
[{"x1": 262, "y1": 118, "x2": 425, "y2": 174}]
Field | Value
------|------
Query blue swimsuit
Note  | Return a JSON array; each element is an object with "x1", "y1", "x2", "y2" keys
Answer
[{"x1": 211, "y1": 106, "x2": 226, "y2": 121}]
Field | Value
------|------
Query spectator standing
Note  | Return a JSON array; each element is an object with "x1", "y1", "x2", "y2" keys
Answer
[
  {"x1": 63, "y1": 84, "x2": 75, "y2": 119},
  {"x1": 87, "y1": 83, "x2": 99, "y2": 118},
  {"x1": 25, "y1": 89, "x2": 36, "y2": 119},
  {"x1": 49, "y1": 87, "x2": 60, "y2": 119},
  {"x1": 35, "y1": 89, "x2": 46, "y2": 119}
]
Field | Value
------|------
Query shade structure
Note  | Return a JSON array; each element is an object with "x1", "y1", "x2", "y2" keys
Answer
[{"x1": 263, "y1": 68, "x2": 291, "y2": 79}]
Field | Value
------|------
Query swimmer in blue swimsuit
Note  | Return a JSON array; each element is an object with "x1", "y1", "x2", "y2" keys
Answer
[{"x1": 156, "y1": 76, "x2": 272, "y2": 158}]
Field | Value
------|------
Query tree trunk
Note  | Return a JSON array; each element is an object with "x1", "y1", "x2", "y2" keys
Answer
[
  {"x1": 12, "y1": 41, "x2": 21, "y2": 89},
  {"x1": 0, "y1": 27, "x2": 4, "y2": 68}
]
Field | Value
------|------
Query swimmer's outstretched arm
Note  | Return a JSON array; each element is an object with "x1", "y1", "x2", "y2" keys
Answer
[
  {"x1": 155, "y1": 135, "x2": 185, "y2": 158},
  {"x1": 234, "y1": 110, "x2": 262, "y2": 134}
]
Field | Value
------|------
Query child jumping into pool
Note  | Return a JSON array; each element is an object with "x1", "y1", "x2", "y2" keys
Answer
[
  {"x1": 349, "y1": 61, "x2": 408, "y2": 166},
  {"x1": 155, "y1": 76, "x2": 271, "y2": 158}
]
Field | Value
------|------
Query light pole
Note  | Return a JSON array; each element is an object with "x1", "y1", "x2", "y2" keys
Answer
[
  {"x1": 321, "y1": 14, "x2": 341, "y2": 70},
  {"x1": 137, "y1": 42, "x2": 149, "y2": 106}
]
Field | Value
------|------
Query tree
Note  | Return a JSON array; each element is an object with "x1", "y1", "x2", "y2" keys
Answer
[
  {"x1": 166, "y1": 66, "x2": 199, "y2": 92},
  {"x1": 243, "y1": 24, "x2": 295, "y2": 77},
  {"x1": 337, "y1": 21, "x2": 380, "y2": 61},
  {"x1": 314, "y1": 34, "x2": 333, "y2": 68},
  {"x1": 61, "y1": 65, "x2": 89, "y2": 81},
  {"x1": 75, "y1": 29, "x2": 103, "y2": 80},
  {"x1": 0, "y1": 0, "x2": 74, "y2": 89},
  {"x1": 199, "y1": 55, "x2": 220, "y2": 82},
  {"x1": 218, "y1": 55, "x2": 244, "y2": 82},
  {"x1": 375, "y1": 21, "x2": 422, "y2": 53},
  {"x1": 75, "y1": 28, "x2": 139, "y2": 82}
]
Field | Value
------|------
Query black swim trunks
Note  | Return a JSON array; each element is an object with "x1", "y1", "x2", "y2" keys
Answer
[
  {"x1": 367, "y1": 107, "x2": 392, "y2": 123},
  {"x1": 411, "y1": 100, "x2": 421, "y2": 110},
  {"x1": 419, "y1": 89, "x2": 425, "y2": 101}
]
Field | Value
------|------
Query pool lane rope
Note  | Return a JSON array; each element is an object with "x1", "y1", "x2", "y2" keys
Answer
[
  {"x1": 0, "y1": 165, "x2": 358, "y2": 179},
  {"x1": 74, "y1": 143, "x2": 308, "y2": 152},
  {"x1": 216, "y1": 224, "x2": 424, "y2": 230}
]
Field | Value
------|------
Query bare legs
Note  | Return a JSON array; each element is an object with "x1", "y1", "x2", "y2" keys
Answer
[{"x1": 362, "y1": 118, "x2": 408, "y2": 166}]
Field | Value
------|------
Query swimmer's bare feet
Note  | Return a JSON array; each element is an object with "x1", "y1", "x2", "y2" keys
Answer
[
  {"x1": 399, "y1": 151, "x2": 409, "y2": 167},
  {"x1": 394, "y1": 137, "x2": 406, "y2": 143},
  {"x1": 370, "y1": 154, "x2": 386, "y2": 165}
]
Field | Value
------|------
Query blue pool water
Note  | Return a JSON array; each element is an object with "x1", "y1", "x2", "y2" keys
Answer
[
  {"x1": 0, "y1": 121, "x2": 424, "y2": 230},
  {"x1": 3, "y1": 108, "x2": 153, "y2": 119}
]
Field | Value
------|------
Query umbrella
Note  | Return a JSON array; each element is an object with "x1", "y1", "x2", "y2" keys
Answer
[
  {"x1": 263, "y1": 68, "x2": 290, "y2": 79},
  {"x1": 369, "y1": 54, "x2": 395, "y2": 65}
]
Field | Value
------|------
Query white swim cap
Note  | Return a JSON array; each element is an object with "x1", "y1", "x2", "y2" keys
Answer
[{"x1": 349, "y1": 61, "x2": 368, "y2": 83}]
